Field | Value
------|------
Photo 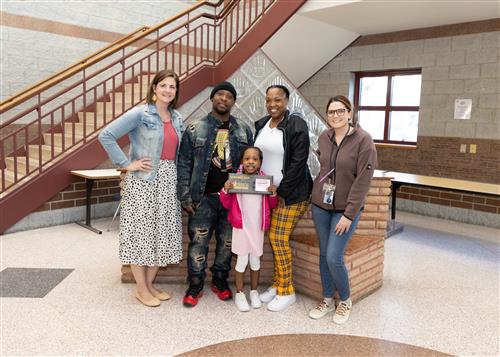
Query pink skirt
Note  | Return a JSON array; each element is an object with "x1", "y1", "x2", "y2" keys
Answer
[{"x1": 231, "y1": 193, "x2": 264, "y2": 256}]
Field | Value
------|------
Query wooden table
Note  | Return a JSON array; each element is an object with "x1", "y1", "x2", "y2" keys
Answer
[
  {"x1": 376, "y1": 170, "x2": 500, "y2": 236},
  {"x1": 70, "y1": 169, "x2": 121, "y2": 234}
]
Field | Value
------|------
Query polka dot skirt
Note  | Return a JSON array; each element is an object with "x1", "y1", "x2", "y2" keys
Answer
[{"x1": 119, "y1": 160, "x2": 182, "y2": 266}]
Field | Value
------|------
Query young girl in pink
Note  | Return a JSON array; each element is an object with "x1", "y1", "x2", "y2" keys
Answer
[{"x1": 220, "y1": 146, "x2": 278, "y2": 312}]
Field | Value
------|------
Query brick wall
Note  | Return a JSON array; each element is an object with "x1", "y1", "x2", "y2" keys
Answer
[
  {"x1": 122, "y1": 177, "x2": 392, "y2": 303},
  {"x1": 397, "y1": 186, "x2": 500, "y2": 215},
  {"x1": 377, "y1": 137, "x2": 500, "y2": 184},
  {"x1": 292, "y1": 236, "x2": 384, "y2": 302},
  {"x1": 34, "y1": 177, "x2": 120, "y2": 213},
  {"x1": 290, "y1": 177, "x2": 389, "y2": 301}
]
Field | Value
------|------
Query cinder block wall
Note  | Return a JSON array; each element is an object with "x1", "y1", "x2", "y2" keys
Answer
[
  {"x1": 300, "y1": 21, "x2": 500, "y2": 226},
  {"x1": 1, "y1": 1, "x2": 195, "y2": 100}
]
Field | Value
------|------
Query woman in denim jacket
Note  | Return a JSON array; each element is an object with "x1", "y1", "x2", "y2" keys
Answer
[{"x1": 98, "y1": 70, "x2": 184, "y2": 307}]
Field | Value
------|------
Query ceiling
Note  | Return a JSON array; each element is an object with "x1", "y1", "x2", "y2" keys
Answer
[{"x1": 299, "y1": 0, "x2": 500, "y2": 35}]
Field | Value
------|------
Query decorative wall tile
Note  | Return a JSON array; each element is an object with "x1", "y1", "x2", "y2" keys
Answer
[
  {"x1": 240, "y1": 51, "x2": 276, "y2": 82},
  {"x1": 257, "y1": 72, "x2": 293, "y2": 93},
  {"x1": 178, "y1": 87, "x2": 212, "y2": 119},
  {"x1": 238, "y1": 90, "x2": 267, "y2": 120},
  {"x1": 182, "y1": 49, "x2": 328, "y2": 177},
  {"x1": 184, "y1": 107, "x2": 208, "y2": 125},
  {"x1": 230, "y1": 106, "x2": 255, "y2": 131},
  {"x1": 308, "y1": 149, "x2": 321, "y2": 178},
  {"x1": 227, "y1": 72, "x2": 256, "y2": 101}
]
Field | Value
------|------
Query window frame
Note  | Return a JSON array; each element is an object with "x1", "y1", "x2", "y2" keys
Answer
[{"x1": 353, "y1": 68, "x2": 422, "y2": 145}]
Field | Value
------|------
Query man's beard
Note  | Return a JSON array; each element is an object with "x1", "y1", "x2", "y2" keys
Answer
[{"x1": 213, "y1": 105, "x2": 230, "y2": 116}]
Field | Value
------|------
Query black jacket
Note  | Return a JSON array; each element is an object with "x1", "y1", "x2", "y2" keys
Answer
[{"x1": 255, "y1": 110, "x2": 313, "y2": 205}]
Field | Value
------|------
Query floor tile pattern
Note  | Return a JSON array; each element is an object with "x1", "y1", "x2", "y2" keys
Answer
[
  {"x1": 178, "y1": 334, "x2": 452, "y2": 357},
  {"x1": 0, "y1": 267, "x2": 73, "y2": 298}
]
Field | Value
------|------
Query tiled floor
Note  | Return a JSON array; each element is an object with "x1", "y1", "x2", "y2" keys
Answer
[
  {"x1": 1, "y1": 268, "x2": 74, "y2": 298},
  {"x1": 1, "y1": 211, "x2": 499, "y2": 356}
]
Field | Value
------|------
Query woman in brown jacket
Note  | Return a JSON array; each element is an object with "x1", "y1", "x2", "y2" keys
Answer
[{"x1": 308, "y1": 95, "x2": 377, "y2": 324}]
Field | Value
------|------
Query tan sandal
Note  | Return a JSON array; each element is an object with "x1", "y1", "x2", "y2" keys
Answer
[
  {"x1": 135, "y1": 291, "x2": 160, "y2": 307},
  {"x1": 152, "y1": 291, "x2": 171, "y2": 301}
]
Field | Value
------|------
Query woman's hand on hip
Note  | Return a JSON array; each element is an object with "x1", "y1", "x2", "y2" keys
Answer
[
  {"x1": 335, "y1": 216, "x2": 352, "y2": 235},
  {"x1": 125, "y1": 158, "x2": 152, "y2": 172}
]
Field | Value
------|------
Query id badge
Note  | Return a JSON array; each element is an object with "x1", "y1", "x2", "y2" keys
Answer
[{"x1": 322, "y1": 183, "x2": 336, "y2": 205}]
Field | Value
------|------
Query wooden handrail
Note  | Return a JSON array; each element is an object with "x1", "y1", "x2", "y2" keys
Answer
[{"x1": 0, "y1": 0, "x2": 226, "y2": 114}]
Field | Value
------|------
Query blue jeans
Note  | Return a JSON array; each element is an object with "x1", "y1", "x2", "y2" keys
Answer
[
  {"x1": 187, "y1": 194, "x2": 232, "y2": 280},
  {"x1": 311, "y1": 204, "x2": 361, "y2": 301}
]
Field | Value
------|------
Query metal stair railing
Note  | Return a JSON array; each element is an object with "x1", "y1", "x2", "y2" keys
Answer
[{"x1": 0, "y1": 0, "x2": 274, "y2": 194}]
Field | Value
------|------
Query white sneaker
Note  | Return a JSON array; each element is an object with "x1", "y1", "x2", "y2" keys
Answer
[
  {"x1": 249, "y1": 290, "x2": 262, "y2": 309},
  {"x1": 235, "y1": 292, "x2": 250, "y2": 312},
  {"x1": 267, "y1": 293, "x2": 296, "y2": 312},
  {"x1": 333, "y1": 300, "x2": 352, "y2": 324},
  {"x1": 309, "y1": 300, "x2": 335, "y2": 319},
  {"x1": 259, "y1": 286, "x2": 277, "y2": 303}
]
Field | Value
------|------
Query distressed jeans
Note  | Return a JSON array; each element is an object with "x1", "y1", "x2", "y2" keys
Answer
[
  {"x1": 311, "y1": 204, "x2": 361, "y2": 301},
  {"x1": 187, "y1": 194, "x2": 232, "y2": 280}
]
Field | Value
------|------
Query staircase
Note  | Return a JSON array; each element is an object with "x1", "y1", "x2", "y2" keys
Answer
[
  {"x1": 1, "y1": 74, "x2": 152, "y2": 191},
  {"x1": 0, "y1": 0, "x2": 307, "y2": 233}
]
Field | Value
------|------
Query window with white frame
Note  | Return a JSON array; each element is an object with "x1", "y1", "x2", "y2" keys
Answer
[{"x1": 354, "y1": 69, "x2": 422, "y2": 145}]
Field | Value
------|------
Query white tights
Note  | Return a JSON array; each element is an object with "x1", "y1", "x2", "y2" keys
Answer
[{"x1": 235, "y1": 254, "x2": 260, "y2": 273}]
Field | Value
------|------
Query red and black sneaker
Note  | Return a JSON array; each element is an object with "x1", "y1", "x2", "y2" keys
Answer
[
  {"x1": 211, "y1": 277, "x2": 233, "y2": 301},
  {"x1": 183, "y1": 283, "x2": 204, "y2": 307}
]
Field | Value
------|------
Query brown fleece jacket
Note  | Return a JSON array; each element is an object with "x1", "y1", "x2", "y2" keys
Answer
[{"x1": 311, "y1": 125, "x2": 377, "y2": 220}]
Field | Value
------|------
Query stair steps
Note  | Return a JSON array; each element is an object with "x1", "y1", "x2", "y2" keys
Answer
[
  {"x1": 43, "y1": 131, "x2": 84, "y2": 147},
  {"x1": 63, "y1": 121, "x2": 100, "y2": 136},
  {"x1": 95, "y1": 101, "x2": 128, "y2": 117},
  {"x1": 28, "y1": 144, "x2": 63, "y2": 162},
  {"x1": 4, "y1": 157, "x2": 41, "y2": 173},
  {"x1": 122, "y1": 83, "x2": 149, "y2": 100},
  {"x1": 110, "y1": 91, "x2": 141, "y2": 104},
  {"x1": 76, "y1": 111, "x2": 111, "y2": 127},
  {"x1": 1, "y1": 170, "x2": 15, "y2": 189}
]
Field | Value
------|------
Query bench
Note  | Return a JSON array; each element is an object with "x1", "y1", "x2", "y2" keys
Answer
[{"x1": 377, "y1": 170, "x2": 500, "y2": 236}]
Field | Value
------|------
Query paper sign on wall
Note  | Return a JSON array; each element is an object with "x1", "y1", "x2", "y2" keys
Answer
[{"x1": 454, "y1": 99, "x2": 472, "y2": 120}]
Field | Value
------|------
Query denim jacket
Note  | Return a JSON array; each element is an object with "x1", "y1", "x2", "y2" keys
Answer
[
  {"x1": 177, "y1": 113, "x2": 254, "y2": 207},
  {"x1": 98, "y1": 103, "x2": 184, "y2": 182}
]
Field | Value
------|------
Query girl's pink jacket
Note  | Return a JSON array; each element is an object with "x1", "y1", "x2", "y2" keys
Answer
[{"x1": 219, "y1": 170, "x2": 278, "y2": 231}]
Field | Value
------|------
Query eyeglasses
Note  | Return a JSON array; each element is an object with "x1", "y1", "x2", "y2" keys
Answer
[{"x1": 326, "y1": 108, "x2": 348, "y2": 116}]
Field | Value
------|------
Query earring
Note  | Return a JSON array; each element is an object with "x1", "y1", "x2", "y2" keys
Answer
[{"x1": 152, "y1": 94, "x2": 157, "y2": 102}]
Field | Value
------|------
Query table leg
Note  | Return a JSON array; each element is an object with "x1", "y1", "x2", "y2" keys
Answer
[
  {"x1": 387, "y1": 181, "x2": 404, "y2": 237},
  {"x1": 391, "y1": 182, "x2": 400, "y2": 220},
  {"x1": 75, "y1": 178, "x2": 102, "y2": 234}
]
